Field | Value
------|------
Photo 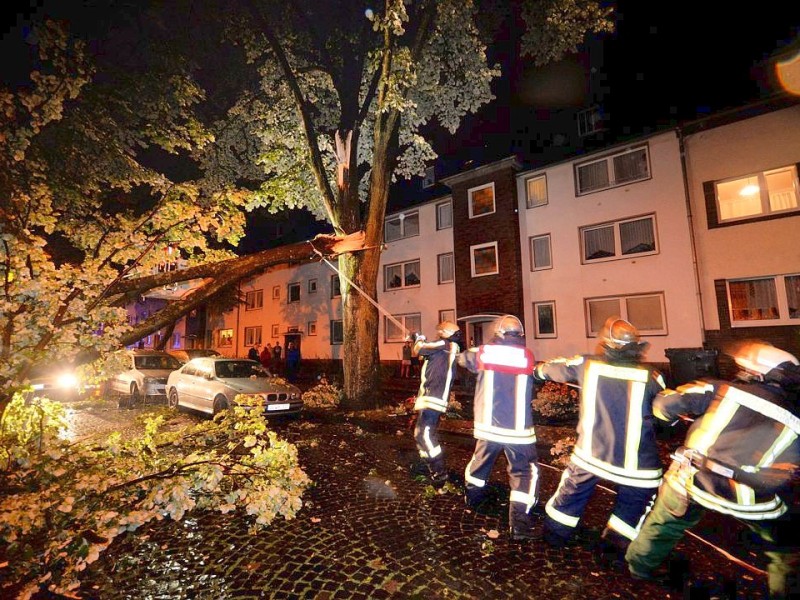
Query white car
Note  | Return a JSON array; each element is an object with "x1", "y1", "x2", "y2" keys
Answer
[
  {"x1": 109, "y1": 350, "x2": 183, "y2": 407},
  {"x1": 166, "y1": 357, "x2": 303, "y2": 417}
]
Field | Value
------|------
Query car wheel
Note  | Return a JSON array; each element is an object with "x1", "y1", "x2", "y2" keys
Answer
[
  {"x1": 212, "y1": 395, "x2": 229, "y2": 416},
  {"x1": 130, "y1": 384, "x2": 141, "y2": 408},
  {"x1": 168, "y1": 389, "x2": 180, "y2": 410}
]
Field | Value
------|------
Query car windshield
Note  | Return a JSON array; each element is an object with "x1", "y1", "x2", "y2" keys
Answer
[
  {"x1": 214, "y1": 360, "x2": 264, "y2": 379},
  {"x1": 134, "y1": 355, "x2": 182, "y2": 370}
]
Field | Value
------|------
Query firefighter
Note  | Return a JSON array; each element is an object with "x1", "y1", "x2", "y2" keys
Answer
[
  {"x1": 410, "y1": 321, "x2": 462, "y2": 490},
  {"x1": 458, "y1": 315, "x2": 540, "y2": 541},
  {"x1": 626, "y1": 342, "x2": 800, "y2": 599},
  {"x1": 533, "y1": 316, "x2": 666, "y2": 560}
]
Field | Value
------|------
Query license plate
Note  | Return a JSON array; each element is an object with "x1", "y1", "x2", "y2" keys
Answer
[{"x1": 267, "y1": 403, "x2": 290, "y2": 411}]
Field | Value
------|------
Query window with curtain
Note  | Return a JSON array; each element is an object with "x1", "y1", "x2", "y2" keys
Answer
[
  {"x1": 585, "y1": 293, "x2": 666, "y2": 335},
  {"x1": 470, "y1": 242, "x2": 499, "y2": 277},
  {"x1": 728, "y1": 278, "x2": 780, "y2": 322},
  {"x1": 468, "y1": 183, "x2": 496, "y2": 218},
  {"x1": 530, "y1": 234, "x2": 552, "y2": 270},
  {"x1": 575, "y1": 145, "x2": 650, "y2": 195},
  {"x1": 384, "y1": 211, "x2": 420, "y2": 242},
  {"x1": 385, "y1": 313, "x2": 421, "y2": 342},
  {"x1": 330, "y1": 320, "x2": 343, "y2": 345},
  {"x1": 384, "y1": 260, "x2": 421, "y2": 290},
  {"x1": 436, "y1": 201, "x2": 453, "y2": 229},
  {"x1": 526, "y1": 175, "x2": 548, "y2": 208},
  {"x1": 581, "y1": 215, "x2": 656, "y2": 262},
  {"x1": 787, "y1": 275, "x2": 800, "y2": 319},
  {"x1": 438, "y1": 253, "x2": 454, "y2": 283},
  {"x1": 534, "y1": 301, "x2": 557, "y2": 338},
  {"x1": 715, "y1": 165, "x2": 799, "y2": 223}
]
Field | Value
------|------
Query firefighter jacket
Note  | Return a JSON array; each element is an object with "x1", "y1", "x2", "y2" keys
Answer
[
  {"x1": 654, "y1": 379, "x2": 800, "y2": 520},
  {"x1": 534, "y1": 354, "x2": 666, "y2": 488},
  {"x1": 413, "y1": 338, "x2": 460, "y2": 413},
  {"x1": 458, "y1": 336, "x2": 536, "y2": 445}
]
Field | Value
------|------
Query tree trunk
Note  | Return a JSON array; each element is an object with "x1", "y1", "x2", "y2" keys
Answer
[{"x1": 339, "y1": 246, "x2": 382, "y2": 410}]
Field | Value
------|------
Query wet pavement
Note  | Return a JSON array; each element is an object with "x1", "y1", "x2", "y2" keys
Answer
[{"x1": 64, "y1": 400, "x2": 775, "y2": 600}]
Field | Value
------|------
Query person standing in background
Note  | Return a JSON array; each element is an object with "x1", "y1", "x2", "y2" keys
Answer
[
  {"x1": 272, "y1": 341, "x2": 283, "y2": 375},
  {"x1": 260, "y1": 342, "x2": 273, "y2": 372}
]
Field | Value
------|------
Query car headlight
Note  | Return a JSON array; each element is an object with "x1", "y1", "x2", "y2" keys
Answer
[{"x1": 56, "y1": 373, "x2": 79, "y2": 390}]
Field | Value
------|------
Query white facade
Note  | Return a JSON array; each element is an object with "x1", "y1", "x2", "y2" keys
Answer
[
  {"x1": 516, "y1": 130, "x2": 704, "y2": 362},
  {"x1": 682, "y1": 105, "x2": 800, "y2": 333}
]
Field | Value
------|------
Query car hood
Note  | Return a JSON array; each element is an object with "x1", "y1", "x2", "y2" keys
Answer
[{"x1": 224, "y1": 378, "x2": 300, "y2": 395}]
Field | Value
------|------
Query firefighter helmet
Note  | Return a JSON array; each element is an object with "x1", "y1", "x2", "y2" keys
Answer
[
  {"x1": 495, "y1": 315, "x2": 524, "y2": 338},
  {"x1": 733, "y1": 342, "x2": 799, "y2": 377},
  {"x1": 599, "y1": 317, "x2": 640, "y2": 350},
  {"x1": 436, "y1": 321, "x2": 460, "y2": 340}
]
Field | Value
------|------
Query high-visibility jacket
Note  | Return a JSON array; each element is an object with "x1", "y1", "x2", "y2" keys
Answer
[
  {"x1": 413, "y1": 338, "x2": 460, "y2": 413},
  {"x1": 534, "y1": 354, "x2": 666, "y2": 488},
  {"x1": 458, "y1": 337, "x2": 536, "y2": 445},
  {"x1": 655, "y1": 379, "x2": 800, "y2": 520}
]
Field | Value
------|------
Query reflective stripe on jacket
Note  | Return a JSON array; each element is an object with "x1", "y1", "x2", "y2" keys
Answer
[
  {"x1": 459, "y1": 338, "x2": 536, "y2": 445},
  {"x1": 535, "y1": 354, "x2": 665, "y2": 487},
  {"x1": 413, "y1": 339, "x2": 460, "y2": 412},
  {"x1": 655, "y1": 379, "x2": 800, "y2": 520}
]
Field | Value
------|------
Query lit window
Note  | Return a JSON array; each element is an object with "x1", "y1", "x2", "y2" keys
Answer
[
  {"x1": 288, "y1": 282, "x2": 300, "y2": 303},
  {"x1": 533, "y1": 302, "x2": 557, "y2": 338},
  {"x1": 575, "y1": 145, "x2": 650, "y2": 195},
  {"x1": 438, "y1": 253, "x2": 454, "y2": 284},
  {"x1": 727, "y1": 274, "x2": 800, "y2": 325},
  {"x1": 436, "y1": 200, "x2": 453, "y2": 229},
  {"x1": 245, "y1": 289, "x2": 263, "y2": 310},
  {"x1": 530, "y1": 234, "x2": 552, "y2": 270},
  {"x1": 219, "y1": 329, "x2": 234, "y2": 347},
  {"x1": 526, "y1": 175, "x2": 548, "y2": 208},
  {"x1": 385, "y1": 313, "x2": 421, "y2": 343},
  {"x1": 468, "y1": 183, "x2": 496, "y2": 218},
  {"x1": 581, "y1": 215, "x2": 657, "y2": 263},
  {"x1": 470, "y1": 242, "x2": 499, "y2": 277},
  {"x1": 244, "y1": 326, "x2": 262, "y2": 346},
  {"x1": 585, "y1": 293, "x2": 666, "y2": 336},
  {"x1": 384, "y1": 211, "x2": 420, "y2": 242},
  {"x1": 330, "y1": 320, "x2": 344, "y2": 345},
  {"x1": 712, "y1": 166, "x2": 799, "y2": 224},
  {"x1": 385, "y1": 260, "x2": 421, "y2": 290}
]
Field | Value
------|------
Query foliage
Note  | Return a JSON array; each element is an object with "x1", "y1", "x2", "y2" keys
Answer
[
  {"x1": 549, "y1": 435, "x2": 577, "y2": 468},
  {"x1": 533, "y1": 381, "x2": 579, "y2": 420},
  {"x1": 0, "y1": 394, "x2": 311, "y2": 598},
  {"x1": 301, "y1": 382, "x2": 343, "y2": 409}
]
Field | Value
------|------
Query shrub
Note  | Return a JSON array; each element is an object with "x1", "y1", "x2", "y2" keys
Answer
[
  {"x1": 0, "y1": 393, "x2": 311, "y2": 598},
  {"x1": 550, "y1": 436, "x2": 577, "y2": 468},
  {"x1": 301, "y1": 382, "x2": 343, "y2": 409},
  {"x1": 533, "y1": 381, "x2": 579, "y2": 420}
]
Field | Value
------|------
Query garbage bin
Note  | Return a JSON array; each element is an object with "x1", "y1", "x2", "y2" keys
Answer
[{"x1": 665, "y1": 347, "x2": 719, "y2": 388}]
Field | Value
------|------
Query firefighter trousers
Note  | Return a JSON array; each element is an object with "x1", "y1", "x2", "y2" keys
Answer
[
  {"x1": 413, "y1": 409, "x2": 447, "y2": 484},
  {"x1": 543, "y1": 461, "x2": 657, "y2": 547},
  {"x1": 626, "y1": 482, "x2": 800, "y2": 599},
  {"x1": 464, "y1": 439, "x2": 539, "y2": 531}
]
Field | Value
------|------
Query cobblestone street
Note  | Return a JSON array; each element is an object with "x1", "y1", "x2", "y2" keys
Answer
[{"x1": 64, "y1": 401, "x2": 774, "y2": 600}]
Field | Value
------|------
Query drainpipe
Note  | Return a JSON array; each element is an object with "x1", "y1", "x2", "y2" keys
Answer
[{"x1": 677, "y1": 127, "x2": 707, "y2": 343}]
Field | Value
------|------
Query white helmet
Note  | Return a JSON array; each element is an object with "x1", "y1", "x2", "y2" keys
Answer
[
  {"x1": 734, "y1": 342, "x2": 799, "y2": 377},
  {"x1": 495, "y1": 315, "x2": 524, "y2": 338}
]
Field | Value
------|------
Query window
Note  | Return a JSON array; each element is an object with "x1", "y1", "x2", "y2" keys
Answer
[
  {"x1": 331, "y1": 274, "x2": 341, "y2": 298},
  {"x1": 530, "y1": 234, "x2": 552, "y2": 270},
  {"x1": 577, "y1": 106, "x2": 603, "y2": 137},
  {"x1": 385, "y1": 313, "x2": 421, "y2": 343},
  {"x1": 575, "y1": 145, "x2": 650, "y2": 194},
  {"x1": 330, "y1": 319, "x2": 344, "y2": 345},
  {"x1": 272, "y1": 286, "x2": 280, "y2": 300},
  {"x1": 438, "y1": 253, "x2": 454, "y2": 284},
  {"x1": 439, "y1": 309, "x2": 455, "y2": 324},
  {"x1": 436, "y1": 200, "x2": 453, "y2": 230},
  {"x1": 423, "y1": 166, "x2": 435, "y2": 188},
  {"x1": 585, "y1": 293, "x2": 667, "y2": 336},
  {"x1": 470, "y1": 242, "x2": 499, "y2": 277},
  {"x1": 218, "y1": 329, "x2": 234, "y2": 347},
  {"x1": 172, "y1": 332, "x2": 181, "y2": 348},
  {"x1": 244, "y1": 326, "x2": 262, "y2": 346},
  {"x1": 581, "y1": 215, "x2": 657, "y2": 263},
  {"x1": 711, "y1": 165, "x2": 799, "y2": 224},
  {"x1": 468, "y1": 183, "x2": 496, "y2": 218},
  {"x1": 526, "y1": 175, "x2": 548, "y2": 208},
  {"x1": 385, "y1": 260, "x2": 421, "y2": 290},
  {"x1": 727, "y1": 274, "x2": 800, "y2": 325},
  {"x1": 534, "y1": 302, "x2": 557, "y2": 338},
  {"x1": 288, "y1": 282, "x2": 300, "y2": 303},
  {"x1": 308, "y1": 321, "x2": 317, "y2": 336},
  {"x1": 384, "y1": 211, "x2": 420, "y2": 242},
  {"x1": 308, "y1": 279, "x2": 317, "y2": 294},
  {"x1": 245, "y1": 289, "x2": 263, "y2": 311},
  {"x1": 271, "y1": 324, "x2": 279, "y2": 338}
]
